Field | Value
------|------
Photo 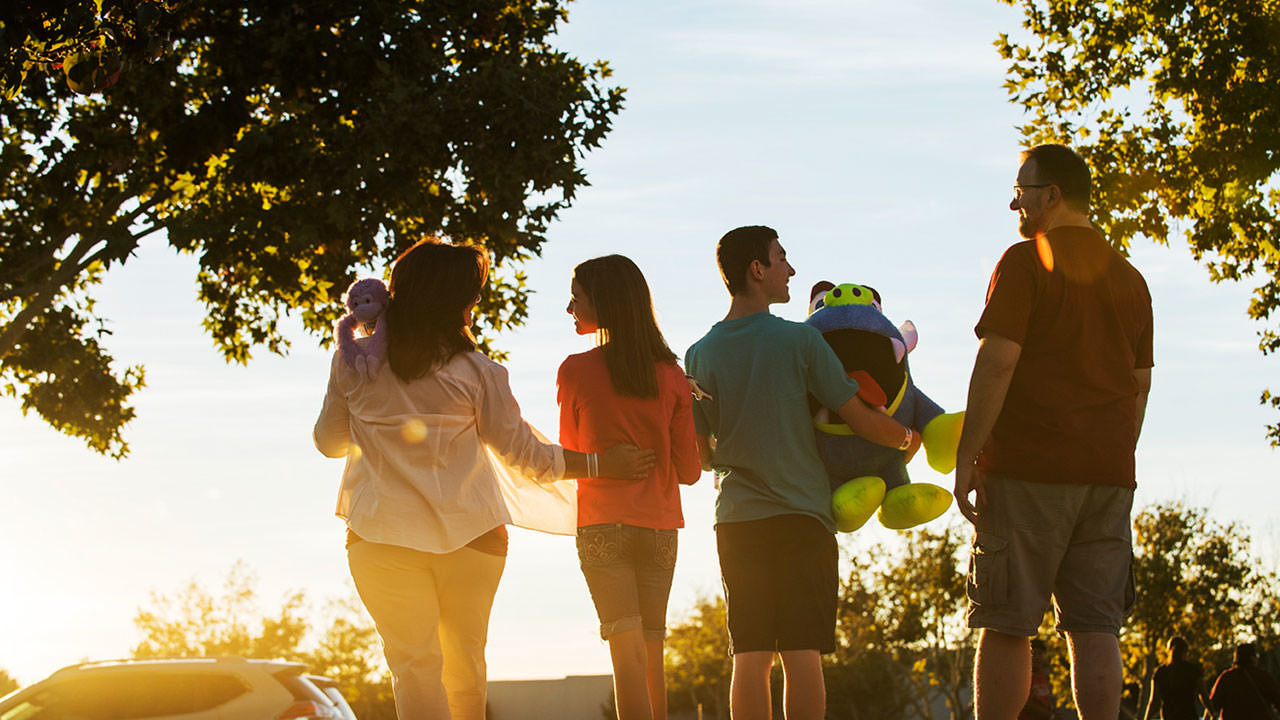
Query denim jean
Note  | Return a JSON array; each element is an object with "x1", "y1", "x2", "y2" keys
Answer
[{"x1": 576, "y1": 524, "x2": 677, "y2": 641}]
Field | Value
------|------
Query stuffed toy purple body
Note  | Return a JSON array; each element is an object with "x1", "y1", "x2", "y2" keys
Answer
[{"x1": 336, "y1": 278, "x2": 389, "y2": 380}]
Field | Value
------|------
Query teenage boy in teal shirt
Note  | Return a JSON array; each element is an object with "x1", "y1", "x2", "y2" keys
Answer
[{"x1": 685, "y1": 225, "x2": 920, "y2": 720}]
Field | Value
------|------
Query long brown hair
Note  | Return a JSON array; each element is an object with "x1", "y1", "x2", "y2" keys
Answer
[
  {"x1": 386, "y1": 238, "x2": 490, "y2": 381},
  {"x1": 572, "y1": 255, "x2": 676, "y2": 398}
]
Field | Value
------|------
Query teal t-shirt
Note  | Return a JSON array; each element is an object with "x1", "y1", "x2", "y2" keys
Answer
[{"x1": 684, "y1": 312, "x2": 860, "y2": 532}]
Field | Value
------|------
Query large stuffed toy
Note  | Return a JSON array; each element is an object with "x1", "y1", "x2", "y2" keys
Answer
[
  {"x1": 336, "y1": 277, "x2": 390, "y2": 380},
  {"x1": 805, "y1": 281, "x2": 963, "y2": 532}
]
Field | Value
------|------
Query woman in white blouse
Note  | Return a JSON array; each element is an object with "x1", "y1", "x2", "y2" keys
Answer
[{"x1": 315, "y1": 238, "x2": 653, "y2": 720}]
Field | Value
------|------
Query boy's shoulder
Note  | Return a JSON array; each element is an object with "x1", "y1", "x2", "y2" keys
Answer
[
  {"x1": 686, "y1": 313, "x2": 819, "y2": 361},
  {"x1": 734, "y1": 313, "x2": 821, "y2": 343}
]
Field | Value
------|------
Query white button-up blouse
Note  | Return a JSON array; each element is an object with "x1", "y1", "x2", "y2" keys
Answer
[{"x1": 314, "y1": 349, "x2": 576, "y2": 554}]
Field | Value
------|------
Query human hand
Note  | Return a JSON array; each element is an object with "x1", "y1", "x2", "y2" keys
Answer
[
  {"x1": 600, "y1": 444, "x2": 656, "y2": 481},
  {"x1": 953, "y1": 459, "x2": 985, "y2": 524}
]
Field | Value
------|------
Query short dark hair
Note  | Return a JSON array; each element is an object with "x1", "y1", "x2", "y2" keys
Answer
[
  {"x1": 717, "y1": 225, "x2": 777, "y2": 296},
  {"x1": 1020, "y1": 143, "x2": 1092, "y2": 213},
  {"x1": 1168, "y1": 636, "x2": 1188, "y2": 661},
  {"x1": 386, "y1": 238, "x2": 489, "y2": 381}
]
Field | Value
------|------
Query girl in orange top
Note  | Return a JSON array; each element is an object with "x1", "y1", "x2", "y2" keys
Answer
[{"x1": 557, "y1": 255, "x2": 701, "y2": 720}]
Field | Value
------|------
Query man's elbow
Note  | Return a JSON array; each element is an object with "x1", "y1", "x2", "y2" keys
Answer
[{"x1": 976, "y1": 334, "x2": 1022, "y2": 377}]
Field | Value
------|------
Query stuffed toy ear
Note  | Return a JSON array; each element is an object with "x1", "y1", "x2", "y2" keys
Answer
[
  {"x1": 898, "y1": 320, "x2": 918, "y2": 353},
  {"x1": 864, "y1": 285, "x2": 883, "y2": 312},
  {"x1": 809, "y1": 281, "x2": 835, "y2": 315}
]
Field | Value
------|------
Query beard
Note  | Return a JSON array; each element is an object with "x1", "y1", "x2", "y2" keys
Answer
[{"x1": 1018, "y1": 213, "x2": 1042, "y2": 239}]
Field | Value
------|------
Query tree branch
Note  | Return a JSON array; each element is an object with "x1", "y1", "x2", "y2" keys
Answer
[{"x1": 0, "y1": 233, "x2": 102, "y2": 361}]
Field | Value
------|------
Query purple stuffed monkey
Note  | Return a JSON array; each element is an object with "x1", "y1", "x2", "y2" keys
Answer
[{"x1": 335, "y1": 277, "x2": 389, "y2": 380}]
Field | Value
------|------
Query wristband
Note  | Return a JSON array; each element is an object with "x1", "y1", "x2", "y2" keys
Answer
[
  {"x1": 897, "y1": 428, "x2": 913, "y2": 452},
  {"x1": 587, "y1": 452, "x2": 598, "y2": 478}
]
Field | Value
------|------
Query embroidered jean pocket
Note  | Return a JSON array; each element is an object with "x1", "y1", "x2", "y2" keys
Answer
[
  {"x1": 967, "y1": 532, "x2": 1009, "y2": 606},
  {"x1": 577, "y1": 525, "x2": 621, "y2": 568},
  {"x1": 653, "y1": 529, "x2": 678, "y2": 571}
]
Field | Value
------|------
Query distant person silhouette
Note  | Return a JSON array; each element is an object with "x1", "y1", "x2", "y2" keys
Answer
[
  {"x1": 1019, "y1": 639, "x2": 1059, "y2": 720},
  {"x1": 1145, "y1": 636, "x2": 1211, "y2": 720},
  {"x1": 1209, "y1": 642, "x2": 1280, "y2": 720}
]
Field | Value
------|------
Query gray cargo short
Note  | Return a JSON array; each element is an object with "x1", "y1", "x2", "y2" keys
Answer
[{"x1": 965, "y1": 473, "x2": 1135, "y2": 636}]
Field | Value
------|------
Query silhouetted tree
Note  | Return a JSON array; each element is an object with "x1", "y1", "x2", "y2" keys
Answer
[
  {"x1": 1123, "y1": 501, "x2": 1280, "y2": 715},
  {"x1": 132, "y1": 561, "x2": 398, "y2": 717},
  {"x1": 665, "y1": 595, "x2": 731, "y2": 720},
  {"x1": 0, "y1": 667, "x2": 19, "y2": 695},
  {"x1": 1, "y1": 0, "x2": 623, "y2": 457}
]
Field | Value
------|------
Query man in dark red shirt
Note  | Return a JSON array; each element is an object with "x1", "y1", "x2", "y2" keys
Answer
[{"x1": 955, "y1": 144, "x2": 1154, "y2": 720}]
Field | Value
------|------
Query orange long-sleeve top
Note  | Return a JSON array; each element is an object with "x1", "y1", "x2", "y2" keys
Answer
[{"x1": 556, "y1": 348, "x2": 701, "y2": 529}]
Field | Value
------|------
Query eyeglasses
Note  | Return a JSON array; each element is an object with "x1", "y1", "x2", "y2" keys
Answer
[{"x1": 1013, "y1": 183, "x2": 1053, "y2": 199}]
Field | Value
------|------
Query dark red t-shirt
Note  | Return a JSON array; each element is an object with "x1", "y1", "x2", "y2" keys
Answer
[{"x1": 976, "y1": 226, "x2": 1153, "y2": 487}]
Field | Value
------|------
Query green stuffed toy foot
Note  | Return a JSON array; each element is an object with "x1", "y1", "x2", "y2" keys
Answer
[
  {"x1": 877, "y1": 483, "x2": 953, "y2": 530},
  {"x1": 922, "y1": 411, "x2": 965, "y2": 474},
  {"x1": 831, "y1": 476, "x2": 886, "y2": 532}
]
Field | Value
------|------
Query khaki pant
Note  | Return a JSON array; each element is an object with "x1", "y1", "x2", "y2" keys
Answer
[{"x1": 349, "y1": 539, "x2": 505, "y2": 720}]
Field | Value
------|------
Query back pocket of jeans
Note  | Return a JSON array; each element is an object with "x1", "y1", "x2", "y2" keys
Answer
[
  {"x1": 653, "y1": 529, "x2": 677, "y2": 571},
  {"x1": 577, "y1": 524, "x2": 621, "y2": 568},
  {"x1": 967, "y1": 532, "x2": 1009, "y2": 606}
]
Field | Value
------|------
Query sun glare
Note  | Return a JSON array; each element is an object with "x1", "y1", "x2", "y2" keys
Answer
[
  {"x1": 401, "y1": 419, "x2": 427, "y2": 444},
  {"x1": 1035, "y1": 233, "x2": 1055, "y2": 272}
]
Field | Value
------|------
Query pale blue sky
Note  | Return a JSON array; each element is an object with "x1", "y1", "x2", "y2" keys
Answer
[{"x1": 2, "y1": 0, "x2": 1277, "y2": 684}]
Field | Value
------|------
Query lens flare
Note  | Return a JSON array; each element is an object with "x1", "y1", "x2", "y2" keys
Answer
[
  {"x1": 1035, "y1": 233, "x2": 1055, "y2": 272},
  {"x1": 402, "y1": 419, "x2": 428, "y2": 444}
]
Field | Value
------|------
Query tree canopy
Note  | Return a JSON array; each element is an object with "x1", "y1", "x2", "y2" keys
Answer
[
  {"x1": 1, "y1": 0, "x2": 175, "y2": 98},
  {"x1": 1122, "y1": 501, "x2": 1280, "y2": 714},
  {"x1": 663, "y1": 525, "x2": 973, "y2": 720},
  {"x1": 132, "y1": 562, "x2": 397, "y2": 719},
  {"x1": 0, "y1": 667, "x2": 17, "y2": 695},
  {"x1": 664, "y1": 505, "x2": 1280, "y2": 718},
  {"x1": 998, "y1": 0, "x2": 1280, "y2": 445},
  {"x1": 665, "y1": 595, "x2": 732, "y2": 720},
  {"x1": 834, "y1": 525, "x2": 972, "y2": 720},
  {"x1": 0, "y1": 0, "x2": 623, "y2": 457}
]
